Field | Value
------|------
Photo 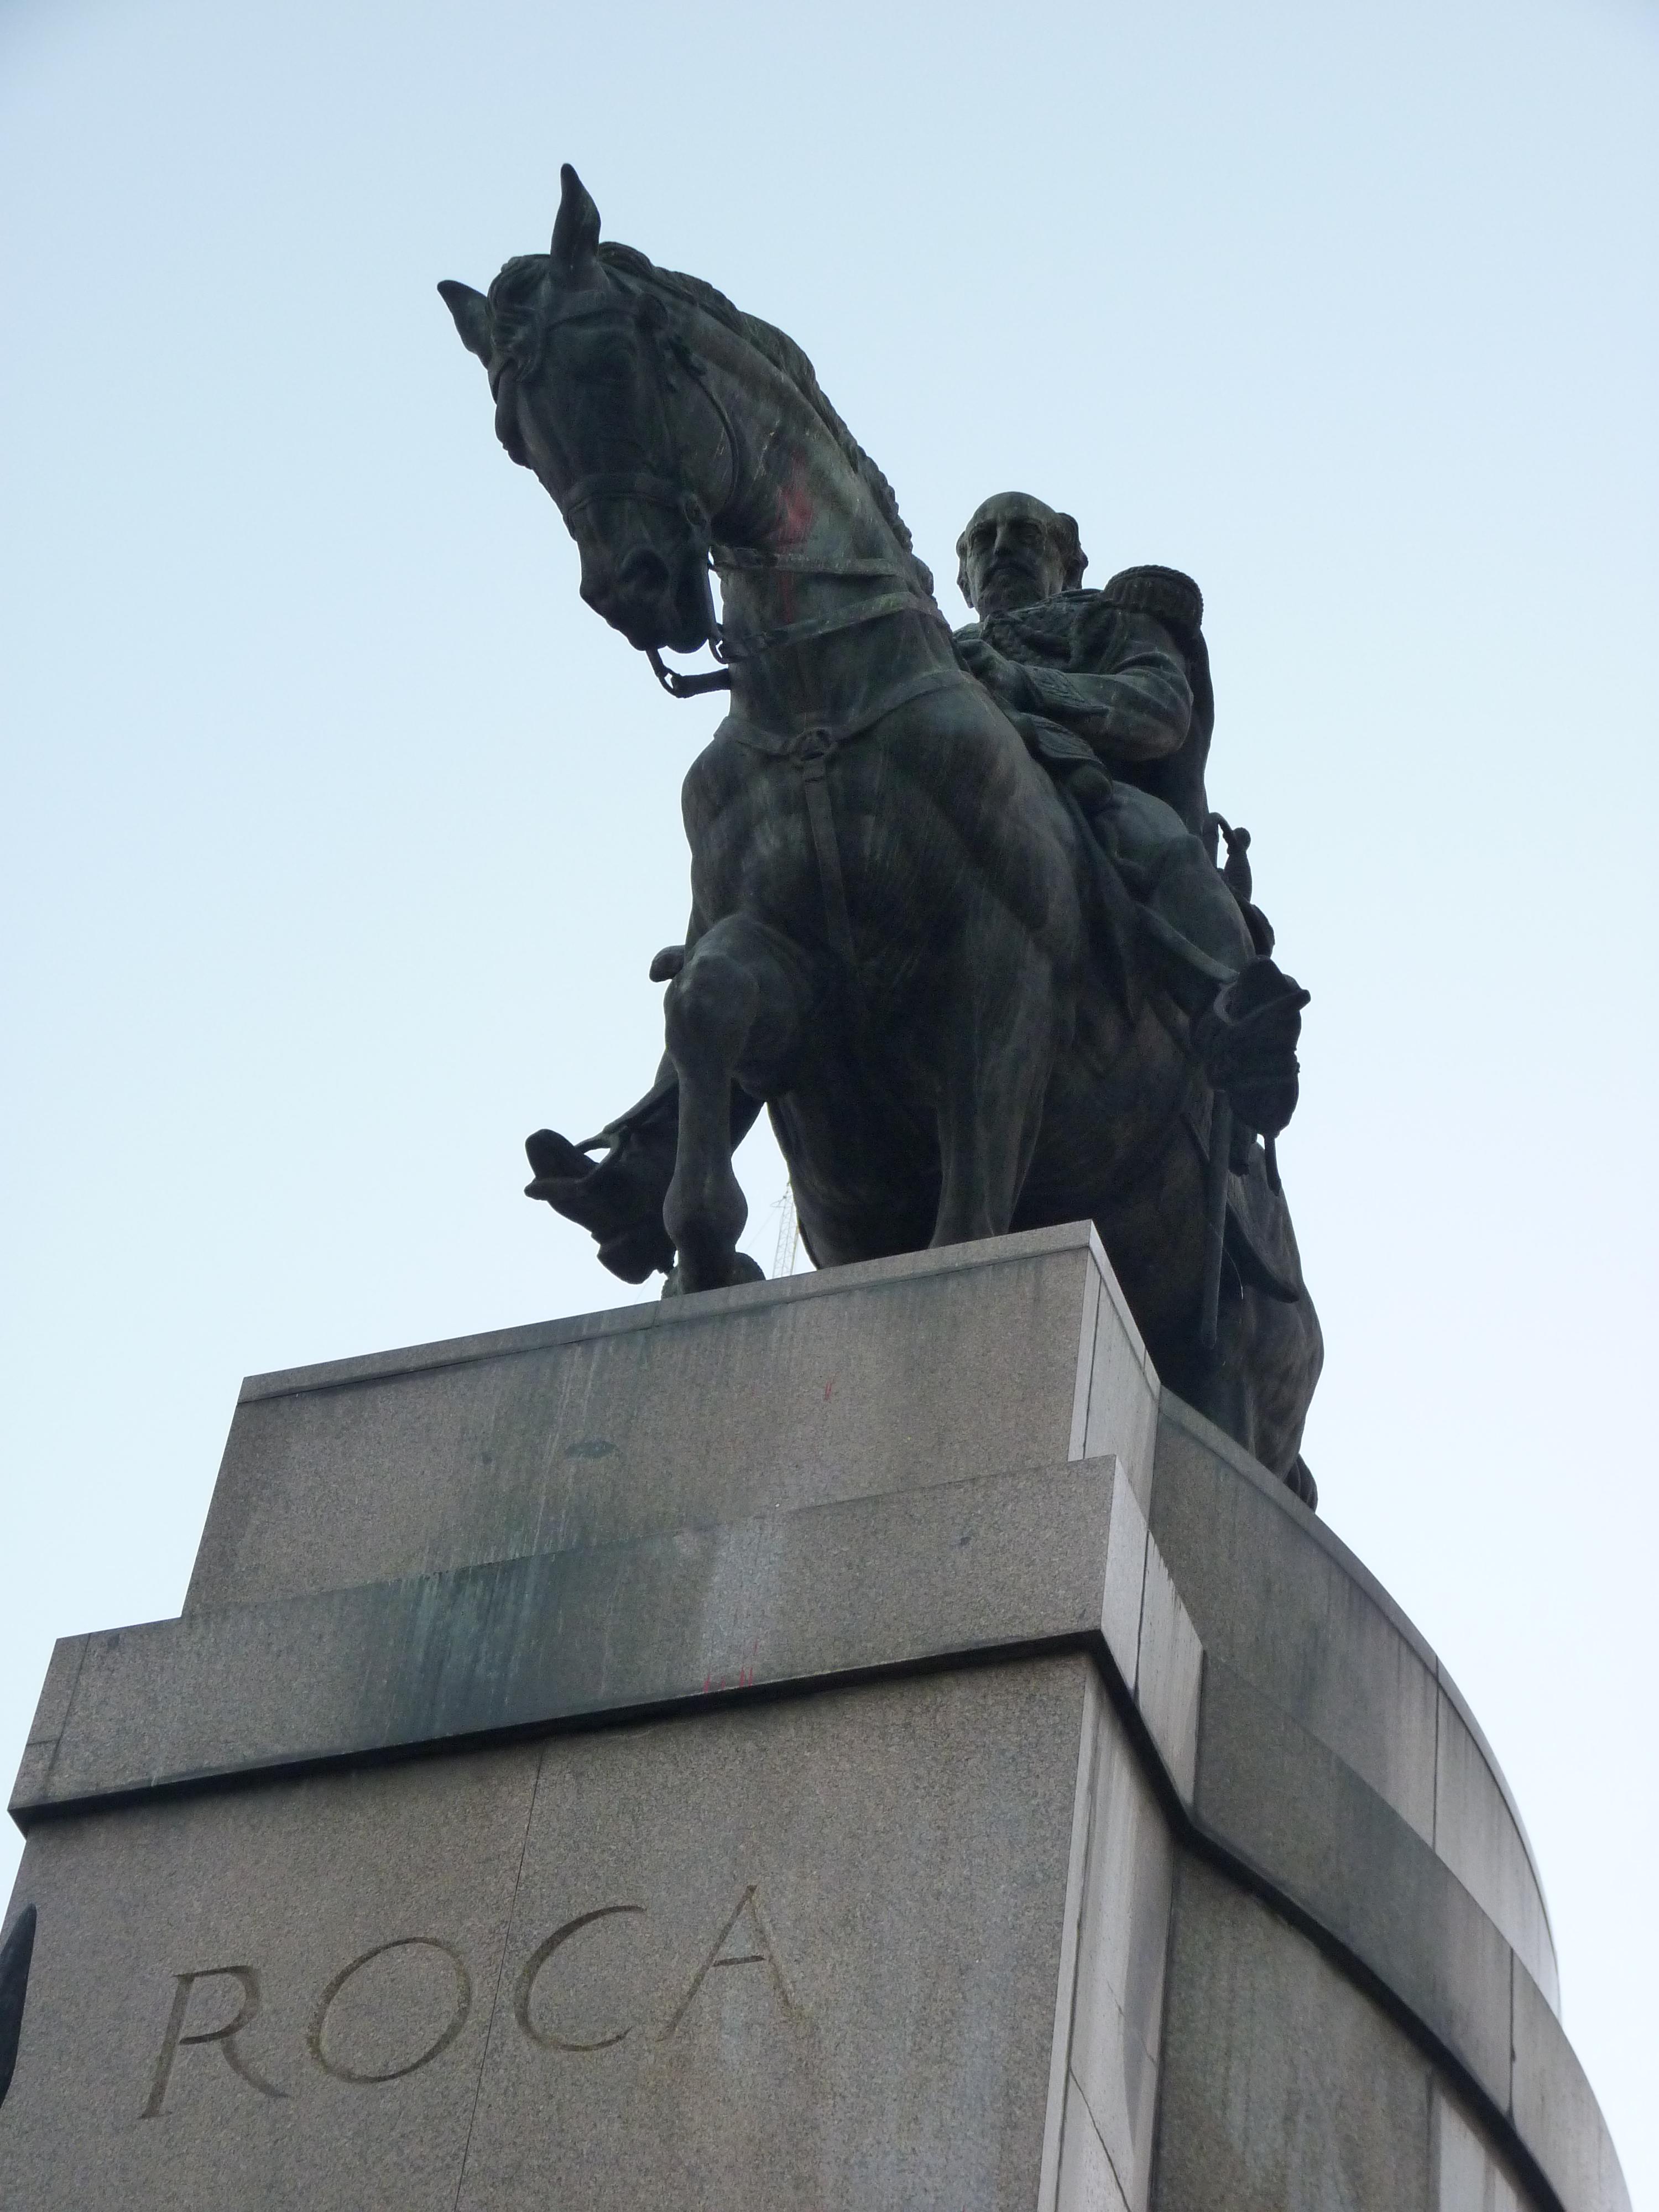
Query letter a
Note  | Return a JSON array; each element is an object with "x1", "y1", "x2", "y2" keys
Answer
[{"x1": 658, "y1": 1885, "x2": 795, "y2": 2041}]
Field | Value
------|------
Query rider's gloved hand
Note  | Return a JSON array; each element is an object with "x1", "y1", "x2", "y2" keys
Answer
[{"x1": 956, "y1": 635, "x2": 1037, "y2": 709}]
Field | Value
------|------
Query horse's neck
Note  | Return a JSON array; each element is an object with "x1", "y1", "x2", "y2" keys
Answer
[{"x1": 698, "y1": 333, "x2": 914, "y2": 629}]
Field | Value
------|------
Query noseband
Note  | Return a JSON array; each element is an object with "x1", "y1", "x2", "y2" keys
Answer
[{"x1": 501, "y1": 288, "x2": 739, "y2": 699}]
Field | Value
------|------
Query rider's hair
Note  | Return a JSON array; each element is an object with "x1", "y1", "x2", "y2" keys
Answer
[{"x1": 1053, "y1": 511, "x2": 1088, "y2": 590}]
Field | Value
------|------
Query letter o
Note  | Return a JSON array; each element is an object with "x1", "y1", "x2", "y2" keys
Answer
[
  {"x1": 514, "y1": 1905, "x2": 644, "y2": 2051},
  {"x1": 307, "y1": 1938, "x2": 471, "y2": 2084}
]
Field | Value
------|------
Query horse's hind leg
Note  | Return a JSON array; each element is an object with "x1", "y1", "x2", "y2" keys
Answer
[
  {"x1": 662, "y1": 916, "x2": 807, "y2": 1293},
  {"x1": 931, "y1": 927, "x2": 1060, "y2": 1249}
]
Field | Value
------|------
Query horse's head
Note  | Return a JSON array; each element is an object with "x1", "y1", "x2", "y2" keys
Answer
[{"x1": 440, "y1": 167, "x2": 727, "y2": 656}]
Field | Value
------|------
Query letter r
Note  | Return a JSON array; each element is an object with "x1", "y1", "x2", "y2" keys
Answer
[{"x1": 142, "y1": 1966, "x2": 288, "y2": 2116}]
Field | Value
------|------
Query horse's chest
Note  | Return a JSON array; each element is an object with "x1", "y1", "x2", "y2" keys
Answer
[{"x1": 690, "y1": 750, "x2": 954, "y2": 937}]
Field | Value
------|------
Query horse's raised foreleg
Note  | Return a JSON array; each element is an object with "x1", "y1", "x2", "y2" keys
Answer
[{"x1": 662, "y1": 916, "x2": 807, "y2": 1293}]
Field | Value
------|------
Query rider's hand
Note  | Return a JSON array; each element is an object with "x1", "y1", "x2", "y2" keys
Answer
[{"x1": 957, "y1": 636, "x2": 1032, "y2": 706}]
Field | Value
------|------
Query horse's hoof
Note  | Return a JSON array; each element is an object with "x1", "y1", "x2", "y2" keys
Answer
[
  {"x1": 1284, "y1": 1454, "x2": 1318, "y2": 1511},
  {"x1": 661, "y1": 1251, "x2": 765, "y2": 1297}
]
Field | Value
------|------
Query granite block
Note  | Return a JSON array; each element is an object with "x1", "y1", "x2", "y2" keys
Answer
[
  {"x1": 0, "y1": 1746, "x2": 540, "y2": 2211},
  {"x1": 187, "y1": 1225, "x2": 1117, "y2": 1613},
  {"x1": 1434, "y1": 2092, "x2": 1529, "y2": 2212},
  {"x1": 1133, "y1": 1540, "x2": 1201, "y2": 1806},
  {"x1": 1510, "y1": 1960, "x2": 1632, "y2": 2212},
  {"x1": 1, "y1": 1663, "x2": 1109, "y2": 2211},
  {"x1": 1434, "y1": 1689, "x2": 1559, "y2": 2012},
  {"x1": 451, "y1": 1658, "x2": 1095, "y2": 2212},
  {"x1": 1191, "y1": 1657, "x2": 1513, "y2": 2108},
  {"x1": 1078, "y1": 1269, "x2": 1160, "y2": 1512},
  {"x1": 1037, "y1": 1678, "x2": 1103, "y2": 2212},
  {"x1": 1064, "y1": 1698, "x2": 1173, "y2": 2211},
  {"x1": 1055, "y1": 2073, "x2": 1133, "y2": 2212},
  {"x1": 1099, "y1": 1463, "x2": 1149, "y2": 1694},
  {"x1": 14, "y1": 1459, "x2": 1126, "y2": 1819},
  {"x1": 1152, "y1": 1399, "x2": 1439, "y2": 1844},
  {"x1": 1152, "y1": 1855, "x2": 1437, "y2": 2212}
]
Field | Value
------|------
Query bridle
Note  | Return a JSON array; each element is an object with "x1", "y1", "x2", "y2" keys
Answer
[
  {"x1": 494, "y1": 284, "x2": 741, "y2": 699},
  {"x1": 500, "y1": 280, "x2": 938, "y2": 705}
]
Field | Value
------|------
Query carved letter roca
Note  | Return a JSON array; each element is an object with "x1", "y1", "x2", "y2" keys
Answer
[{"x1": 140, "y1": 1888, "x2": 798, "y2": 2112}]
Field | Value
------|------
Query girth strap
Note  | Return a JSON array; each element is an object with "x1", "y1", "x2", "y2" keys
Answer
[{"x1": 797, "y1": 742, "x2": 867, "y2": 1016}]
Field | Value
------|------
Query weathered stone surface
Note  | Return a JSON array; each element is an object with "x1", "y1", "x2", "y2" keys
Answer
[
  {"x1": 1152, "y1": 1856, "x2": 1438, "y2": 2211},
  {"x1": 1152, "y1": 1396, "x2": 1440, "y2": 1841},
  {"x1": 1, "y1": 1745, "x2": 538, "y2": 2211},
  {"x1": 1434, "y1": 1682, "x2": 1558, "y2": 2011},
  {"x1": 3, "y1": 1661, "x2": 1152, "y2": 2212},
  {"x1": 1511, "y1": 1959, "x2": 1634, "y2": 2212},
  {"x1": 186, "y1": 1225, "x2": 1144, "y2": 1613},
  {"x1": 1060, "y1": 1685, "x2": 1174, "y2": 2211},
  {"x1": 1191, "y1": 1655, "x2": 1515, "y2": 2109},
  {"x1": 456, "y1": 1662, "x2": 1092, "y2": 2211},
  {"x1": 1436, "y1": 2091, "x2": 1530, "y2": 2212},
  {"x1": 15, "y1": 1456, "x2": 1145, "y2": 1820},
  {"x1": 1151, "y1": 1394, "x2": 1560, "y2": 2010}
]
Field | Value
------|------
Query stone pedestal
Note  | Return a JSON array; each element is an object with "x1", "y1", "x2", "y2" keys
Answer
[{"x1": 1, "y1": 1224, "x2": 1630, "y2": 2210}]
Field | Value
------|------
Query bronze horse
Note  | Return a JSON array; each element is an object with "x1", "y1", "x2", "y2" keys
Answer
[{"x1": 441, "y1": 167, "x2": 1322, "y2": 1486}]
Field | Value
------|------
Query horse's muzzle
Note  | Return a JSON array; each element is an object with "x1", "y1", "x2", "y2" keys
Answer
[{"x1": 579, "y1": 540, "x2": 710, "y2": 655}]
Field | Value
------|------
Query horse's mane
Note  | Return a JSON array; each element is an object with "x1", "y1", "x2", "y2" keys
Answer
[{"x1": 599, "y1": 244, "x2": 935, "y2": 598}]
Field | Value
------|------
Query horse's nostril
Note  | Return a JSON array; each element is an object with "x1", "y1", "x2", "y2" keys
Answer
[{"x1": 617, "y1": 547, "x2": 671, "y2": 597}]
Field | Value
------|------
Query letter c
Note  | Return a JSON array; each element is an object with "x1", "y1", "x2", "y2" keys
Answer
[{"x1": 514, "y1": 1905, "x2": 644, "y2": 2051}]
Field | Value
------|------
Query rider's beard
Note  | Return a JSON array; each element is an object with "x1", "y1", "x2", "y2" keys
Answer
[{"x1": 977, "y1": 559, "x2": 1044, "y2": 615}]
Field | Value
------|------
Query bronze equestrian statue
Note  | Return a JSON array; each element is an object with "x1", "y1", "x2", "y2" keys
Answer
[{"x1": 440, "y1": 166, "x2": 1322, "y2": 1498}]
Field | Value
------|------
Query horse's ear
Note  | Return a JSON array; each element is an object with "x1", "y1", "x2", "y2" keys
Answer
[
  {"x1": 439, "y1": 280, "x2": 492, "y2": 365},
  {"x1": 551, "y1": 163, "x2": 601, "y2": 278}
]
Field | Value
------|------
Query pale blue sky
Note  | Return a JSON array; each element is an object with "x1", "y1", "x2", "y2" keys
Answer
[{"x1": 3, "y1": 0, "x2": 1656, "y2": 2194}]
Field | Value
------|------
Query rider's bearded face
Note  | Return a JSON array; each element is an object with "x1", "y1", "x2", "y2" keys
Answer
[{"x1": 958, "y1": 494, "x2": 1072, "y2": 619}]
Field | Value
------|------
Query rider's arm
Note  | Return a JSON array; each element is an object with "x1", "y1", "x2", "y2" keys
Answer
[{"x1": 1020, "y1": 610, "x2": 1192, "y2": 763}]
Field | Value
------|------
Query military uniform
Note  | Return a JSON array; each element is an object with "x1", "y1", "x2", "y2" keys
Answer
[
  {"x1": 955, "y1": 565, "x2": 1257, "y2": 998},
  {"x1": 957, "y1": 565, "x2": 1214, "y2": 833}
]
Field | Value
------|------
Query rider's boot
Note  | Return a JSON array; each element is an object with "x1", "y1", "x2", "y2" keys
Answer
[{"x1": 1193, "y1": 954, "x2": 1311, "y2": 1149}]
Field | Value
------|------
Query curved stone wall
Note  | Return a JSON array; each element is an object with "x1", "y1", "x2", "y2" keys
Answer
[{"x1": 1150, "y1": 1392, "x2": 1558, "y2": 2010}]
